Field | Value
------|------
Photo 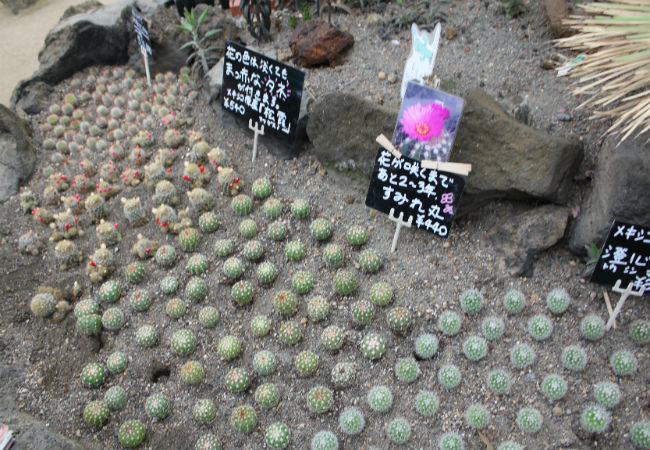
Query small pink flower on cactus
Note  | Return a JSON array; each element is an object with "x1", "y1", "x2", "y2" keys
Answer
[{"x1": 399, "y1": 102, "x2": 450, "y2": 141}]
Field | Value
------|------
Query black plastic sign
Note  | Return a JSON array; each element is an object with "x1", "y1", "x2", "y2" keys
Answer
[
  {"x1": 222, "y1": 40, "x2": 305, "y2": 142},
  {"x1": 132, "y1": 6, "x2": 152, "y2": 56},
  {"x1": 365, "y1": 148, "x2": 465, "y2": 238},
  {"x1": 591, "y1": 220, "x2": 650, "y2": 290}
]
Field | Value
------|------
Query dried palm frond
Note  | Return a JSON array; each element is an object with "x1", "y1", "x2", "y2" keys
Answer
[{"x1": 555, "y1": 0, "x2": 650, "y2": 142}]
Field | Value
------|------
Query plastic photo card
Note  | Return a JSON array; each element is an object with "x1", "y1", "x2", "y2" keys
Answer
[{"x1": 392, "y1": 81, "x2": 464, "y2": 162}]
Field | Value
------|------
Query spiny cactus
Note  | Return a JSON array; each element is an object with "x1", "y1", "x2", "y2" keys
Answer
[
  {"x1": 307, "y1": 296, "x2": 330, "y2": 322},
  {"x1": 308, "y1": 385, "x2": 334, "y2": 413},
  {"x1": 223, "y1": 257, "x2": 244, "y2": 280},
  {"x1": 338, "y1": 407, "x2": 364, "y2": 435},
  {"x1": 274, "y1": 290, "x2": 298, "y2": 317},
  {"x1": 224, "y1": 367, "x2": 251, "y2": 393},
  {"x1": 359, "y1": 332, "x2": 385, "y2": 360},
  {"x1": 267, "y1": 220, "x2": 288, "y2": 241},
  {"x1": 170, "y1": 329, "x2": 197, "y2": 356},
  {"x1": 610, "y1": 349, "x2": 637, "y2": 376},
  {"x1": 118, "y1": 420, "x2": 146, "y2": 448},
  {"x1": 30, "y1": 292, "x2": 56, "y2": 318},
  {"x1": 257, "y1": 261, "x2": 278, "y2": 284},
  {"x1": 292, "y1": 270, "x2": 314, "y2": 294},
  {"x1": 230, "y1": 404, "x2": 257, "y2": 434},
  {"x1": 180, "y1": 360, "x2": 204, "y2": 385},
  {"x1": 460, "y1": 288, "x2": 483, "y2": 315},
  {"x1": 198, "y1": 306, "x2": 220, "y2": 328},
  {"x1": 310, "y1": 218, "x2": 332, "y2": 240},
  {"x1": 387, "y1": 416, "x2": 411, "y2": 445},
  {"x1": 80, "y1": 362, "x2": 106, "y2": 388},
  {"x1": 278, "y1": 320, "x2": 302, "y2": 345},
  {"x1": 242, "y1": 240, "x2": 264, "y2": 261},
  {"x1": 101, "y1": 307, "x2": 125, "y2": 331},
  {"x1": 145, "y1": 393, "x2": 171, "y2": 420},
  {"x1": 630, "y1": 320, "x2": 650, "y2": 345},
  {"x1": 367, "y1": 385, "x2": 393, "y2": 412},
  {"x1": 503, "y1": 289, "x2": 526, "y2": 314},
  {"x1": 594, "y1": 381, "x2": 621, "y2": 408},
  {"x1": 198, "y1": 211, "x2": 220, "y2": 233},
  {"x1": 104, "y1": 385, "x2": 128, "y2": 410},
  {"x1": 481, "y1": 316, "x2": 505, "y2": 341},
  {"x1": 194, "y1": 434, "x2": 223, "y2": 450},
  {"x1": 255, "y1": 383, "x2": 280, "y2": 409},
  {"x1": 252, "y1": 177, "x2": 272, "y2": 199},
  {"x1": 321, "y1": 325, "x2": 345, "y2": 351},
  {"x1": 415, "y1": 390, "x2": 439, "y2": 417},
  {"x1": 510, "y1": 343, "x2": 536, "y2": 369},
  {"x1": 75, "y1": 298, "x2": 99, "y2": 318},
  {"x1": 160, "y1": 276, "x2": 179, "y2": 294},
  {"x1": 83, "y1": 400, "x2": 109, "y2": 426},
  {"x1": 265, "y1": 422, "x2": 291, "y2": 449},
  {"x1": 547, "y1": 288, "x2": 571, "y2": 314},
  {"x1": 516, "y1": 407, "x2": 542, "y2": 434},
  {"x1": 54, "y1": 239, "x2": 82, "y2": 270},
  {"x1": 130, "y1": 234, "x2": 158, "y2": 259},
  {"x1": 331, "y1": 361, "x2": 356, "y2": 388},
  {"x1": 311, "y1": 430, "x2": 339, "y2": 450},
  {"x1": 253, "y1": 350, "x2": 277, "y2": 376},
  {"x1": 284, "y1": 239, "x2": 306, "y2": 261},
  {"x1": 166, "y1": 298, "x2": 187, "y2": 319},
  {"x1": 187, "y1": 253, "x2": 209, "y2": 275},
  {"x1": 359, "y1": 248, "x2": 382, "y2": 273},
  {"x1": 295, "y1": 350, "x2": 319, "y2": 377},
  {"x1": 121, "y1": 197, "x2": 147, "y2": 226},
  {"x1": 194, "y1": 398, "x2": 217, "y2": 423},
  {"x1": 395, "y1": 357, "x2": 420, "y2": 383},
  {"x1": 332, "y1": 270, "x2": 357, "y2": 296},
  {"x1": 185, "y1": 277, "x2": 208, "y2": 302},
  {"x1": 231, "y1": 194, "x2": 252, "y2": 215},
  {"x1": 250, "y1": 315, "x2": 271, "y2": 337},
  {"x1": 580, "y1": 404, "x2": 611, "y2": 434},
  {"x1": 322, "y1": 243, "x2": 344, "y2": 268},
  {"x1": 527, "y1": 314, "x2": 553, "y2": 341},
  {"x1": 218, "y1": 335, "x2": 242, "y2": 360},
  {"x1": 414, "y1": 333, "x2": 439, "y2": 359},
  {"x1": 178, "y1": 227, "x2": 200, "y2": 252},
  {"x1": 77, "y1": 314, "x2": 102, "y2": 335},
  {"x1": 263, "y1": 197, "x2": 282, "y2": 218},
  {"x1": 214, "y1": 239, "x2": 234, "y2": 257},
  {"x1": 439, "y1": 432, "x2": 464, "y2": 450},
  {"x1": 438, "y1": 310, "x2": 462, "y2": 336},
  {"x1": 135, "y1": 324, "x2": 158, "y2": 347},
  {"x1": 124, "y1": 261, "x2": 146, "y2": 284},
  {"x1": 561, "y1": 345, "x2": 587, "y2": 372},
  {"x1": 129, "y1": 289, "x2": 153, "y2": 311},
  {"x1": 350, "y1": 299, "x2": 375, "y2": 326},
  {"x1": 106, "y1": 351, "x2": 128, "y2": 374},
  {"x1": 486, "y1": 368, "x2": 511, "y2": 395},
  {"x1": 99, "y1": 279, "x2": 121, "y2": 303},
  {"x1": 438, "y1": 364, "x2": 462, "y2": 389}
]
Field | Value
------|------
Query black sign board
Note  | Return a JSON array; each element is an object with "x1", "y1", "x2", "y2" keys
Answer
[
  {"x1": 365, "y1": 148, "x2": 465, "y2": 238},
  {"x1": 132, "y1": 6, "x2": 152, "y2": 56},
  {"x1": 591, "y1": 220, "x2": 650, "y2": 291},
  {"x1": 222, "y1": 40, "x2": 305, "y2": 142}
]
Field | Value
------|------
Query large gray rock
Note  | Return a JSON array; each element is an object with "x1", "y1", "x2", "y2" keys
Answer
[
  {"x1": 16, "y1": 81, "x2": 53, "y2": 115},
  {"x1": 1, "y1": 0, "x2": 38, "y2": 14},
  {"x1": 307, "y1": 93, "x2": 397, "y2": 177},
  {"x1": 0, "y1": 105, "x2": 36, "y2": 202},
  {"x1": 483, "y1": 204, "x2": 570, "y2": 276},
  {"x1": 453, "y1": 89, "x2": 583, "y2": 210},
  {"x1": 569, "y1": 135, "x2": 650, "y2": 253}
]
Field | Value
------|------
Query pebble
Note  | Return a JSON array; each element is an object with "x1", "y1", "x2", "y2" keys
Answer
[
  {"x1": 541, "y1": 58, "x2": 555, "y2": 70},
  {"x1": 387, "y1": 73, "x2": 397, "y2": 83},
  {"x1": 378, "y1": 71, "x2": 386, "y2": 80},
  {"x1": 557, "y1": 113, "x2": 572, "y2": 121},
  {"x1": 445, "y1": 24, "x2": 457, "y2": 40}
]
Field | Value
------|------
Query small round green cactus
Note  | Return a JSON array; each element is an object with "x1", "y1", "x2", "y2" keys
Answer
[
  {"x1": 370, "y1": 282, "x2": 393, "y2": 307},
  {"x1": 416, "y1": 390, "x2": 439, "y2": 417},
  {"x1": 331, "y1": 362, "x2": 356, "y2": 388},
  {"x1": 78, "y1": 314, "x2": 102, "y2": 334},
  {"x1": 360, "y1": 332, "x2": 385, "y2": 360},
  {"x1": 439, "y1": 432, "x2": 464, "y2": 450},
  {"x1": 307, "y1": 296, "x2": 330, "y2": 322},
  {"x1": 265, "y1": 422, "x2": 291, "y2": 449},
  {"x1": 255, "y1": 383, "x2": 280, "y2": 409},
  {"x1": 106, "y1": 351, "x2": 128, "y2": 373},
  {"x1": 75, "y1": 298, "x2": 100, "y2": 318},
  {"x1": 230, "y1": 404, "x2": 257, "y2": 434},
  {"x1": 311, "y1": 430, "x2": 339, "y2": 450},
  {"x1": 527, "y1": 314, "x2": 553, "y2": 341},
  {"x1": 102, "y1": 307, "x2": 125, "y2": 331},
  {"x1": 145, "y1": 393, "x2": 170, "y2": 420},
  {"x1": 194, "y1": 434, "x2": 223, "y2": 450},
  {"x1": 516, "y1": 407, "x2": 542, "y2": 434},
  {"x1": 463, "y1": 335, "x2": 488, "y2": 361},
  {"x1": 278, "y1": 320, "x2": 302, "y2": 345},
  {"x1": 594, "y1": 381, "x2": 621, "y2": 408},
  {"x1": 256, "y1": 261, "x2": 277, "y2": 284},
  {"x1": 129, "y1": 289, "x2": 153, "y2": 312},
  {"x1": 386, "y1": 306, "x2": 413, "y2": 333},
  {"x1": 580, "y1": 404, "x2": 611, "y2": 433},
  {"x1": 460, "y1": 289, "x2": 483, "y2": 315},
  {"x1": 359, "y1": 248, "x2": 382, "y2": 273},
  {"x1": 30, "y1": 292, "x2": 56, "y2": 318},
  {"x1": 307, "y1": 385, "x2": 333, "y2": 413},
  {"x1": 155, "y1": 244, "x2": 177, "y2": 267},
  {"x1": 274, "y1": 290, "x2": 298, "y2": 317},
  {"x1": 310, "y1": 218, "x2": 332, "y2": 240},
  {"x1": 497, "y1": 441, "x2": 522, "y2": 450},
  {"x1": 124, "y1": 261, "x2": 145, "y2": 284},
  {"x1": 438, "y1": 364, "x2": 462, "y2": 389},
  {"x1": 225, "y1": 367, "x2": 251, "y2": 393},
  {"x1": 187, "y1": 253, "x2": 209, "y2": 276},
  {"x1": 284, "y1": 239, "x2": 306, "y2": 261},
  {"x1": 295, "y1": 350, "x2": 319, "y2": 376},
  {"x1": 253, "y1": 350, "x2": 277, "y2": 376},
  {"x1": 135, "y1": 324, "x2": 158, "y2": 347},
  {"x1": 346, "y1": 225, "x2": 368, "y2": 246},
  {"x1": 414, "y1": 333, "x2": 439, "y2": 359},
  {"x1": 231, "y1": 280, "x2": 254, "y2": 307},
  {"x1": 239, "y1": 218, "x2": 258, "y2": 239},
  {"x1": 218, "y1": 335, "x2": 242, "y2": 360},
  {"x1": 263, "y1": 197, "x2": 282, "y2": 218},
  {"x1": 178, "y1": 227, "x2": 200, "y2": 252},
  {"x1": 165, "y1": 298, "x2": 187, "y2": 319},
  {"x1": 387, "y1": 417, "x2": 411, "y2": 445},
  {"x1": 160, "y1": 276, "x2": 179, "y2": 294},
  {"x1": 198, "y1": 306, "x2": 219, "y2": 327},
  {"x1": 321, "y1": 325, "x2": 345, "y2": 351},
  {"x1": 561, "y1": 345, "x2": 587, "y2": 372},
  {"x1": 541, "y1": 374, "x2": 567, "y2": 401},
  {"x1": 250, "y1": 315, "x2": 271, "y2": 337},
  {"x1": 231, "y1": 194, "x2": 252, "y2": 215},
  {"x1": 580, "y1": 314, "x2": 605, "y2": 341},
  {"x1": 292, "y1": 270, "x2": 314, "y2": 294},
  {"x1": 185, "y1": 277, "x2": 208, "y2": 302},
  {"x1": 350, "y1": 299, "x2": 375, "y2": 326},
  {"x1": 290, "y1": 198, "x2": 310, "y2": 219},
  {"x1": 510, "y1": 343, "x2": 536, "y2": 369},
  {"x1": 242, "y1": 240, "x2": 264, "y2": 261},
  {"x1": 83, "y1": 400, "x2": 109, "y2": 426},
  {"x1": 118, "y1": 420, "x2": 146, "y2": 447},
  {"x1": 630, "y1": 320, "x2": 650, "y2": 345},
  {"x1": 323, "y1": 244, "x2": 344, "y2": 268},
  {"x1": 438, "y1": 310, "x2": 462, "y2": 336},
  {"x1": 481, "y1": 316, "x2": 505, "y2": 341},
  {"x1": 395, "y1": 357, "x2": 420, "y2": 383},
  {"x1": 198, "y1": 211, "x2": 220, "y2": 233},
  {"x1": 333, "y1": 270, "x2": 358, "y2": 295},
  {"x1": 367, "y1": 385, "x2": 393, "y2": 412},
  {"x1": 170, "y1": 329, "x2": 197, "y2": 356},
  {"x1": 223, "y1": 257, "x2": 244, "y2": 280},
  {"x1": 252, "y1": 177, "x2": 272, "y2": 198},
  {"x1": 503, "y1": 289, "x2": 526, "y2": 314},
  {"x1": 81, "y1": 362, "x2": 106, "y2": 388},
  {"x1": 610, "y1": 349, "x2": 637, "y2": 376},
  {"x1": 631, "y1": 421, "x2": 650, "y2": 448},
  {"x1": 338, "y1": 407, "x2": 364, "y2": 435},
  {"x1": 180, "y1": 360, "x2": 204, "y2": 385},
  {"x1": 104, "y1": 385, "x2": 127, "y2": 410},
  {"x1": 267, "y1": 220, "x2": 288, "y2": 241},
  {"x1": 486, "y1": 368, "x2": 511, "y2": 395},
  {"x1": 213, "y1": 238, "x2": 234, "y2": 257},
  {"x1": 547, "y1": 288, "x2": 571, "y2": 314},
  {"x1": 194, "y1": 398, "x2": 216, "y2": 422}
]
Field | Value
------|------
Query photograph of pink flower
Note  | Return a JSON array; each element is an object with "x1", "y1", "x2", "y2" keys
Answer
[{"x1": 393, "y1": 81, "x2": 464, "y2": 162}]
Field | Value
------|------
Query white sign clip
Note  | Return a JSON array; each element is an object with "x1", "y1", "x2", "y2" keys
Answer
[
  {"x1": 388, "y1": 208, "x2": 413, "y2": 253},
  {"x1": 249, "y1": 119, "x2": 265, "y2": 162}
]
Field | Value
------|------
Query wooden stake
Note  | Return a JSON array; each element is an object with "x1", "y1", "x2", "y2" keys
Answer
[
  {"x1": 388, "y1": 208, "x2": 412, "y2": 253},
  {"x1": 376, "y1": 134, "x2": 401, "y2": 159},
  {"x1": 603, "y1": 289, "x2": 616, "y2": 329},
  {"x1": 605, "y1": 280, "x2": 646, "y2": 331},
  {"x1": 248, "y1": 119, "x2": 265, "y2": 162}
]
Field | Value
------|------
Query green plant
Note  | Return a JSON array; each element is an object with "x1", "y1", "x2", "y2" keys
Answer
[
  {"x1": 218, "y1": 335, "x2": 242, "y2": 360},
  {"x1": 350, "y1": 299, "x2": 375, "y2": 326},
  {"x1": 196, "y1": 306, "x2": 218, "y2": 328},
  {"x1": 250, "y1": 315, "x2": 271, "y2": 336},
  {"x1": 338, "y1": 407, "x2": 364, "y2": 435},
  {"x1": 231, "y1": 194, "x2": 252, "y2": 216},
  {"x1": 239, "y1": 219, "x2": 258, "y2": 239},
  {"x1": 145, "y1": 393, "x2": 171, "y2": 420},
  {"x1": 465, "y1": 403, "x2": 490, "y2": 429},
  {"x1": 503, "y1": 289, "x2": 526, "y2": 314},
  {"x1": 178, "y1": 227, "x2": 200, "y2": 252},
  {"x1": 177, "y1": 8, "x2": 221, "y2": 76},
  {"x1": 463, "y1": 335, "x2": 488, "y2": 361},
  {"x1": 160, "y1": 276, "x2": 179, "y2": 294},
  {"x1": 594, "y1": 381, "x2": 621, "y2": 408},
  {"x1": 256, "y1": 261, "x2": 277, "y2": 284},
  {"x1": 486, "y1": 368, "x2": 511, "y2": 395},
  {"x1": 323, "y1": 243, "x2": 344, "y2": 268},
  {"x1": 311, "y1": 430, "x2": 339, "y2": 450},
  {"x1": 267, "y1": 220, "x2": 288, "y2": 241},
  {"x1": 510, "y1": 343, "x2": 536, "y2": 369},
  {"x1": 562, "y1": 345, "x2": 588, "y2": 371},
  {"x1": 214, "y1": 239, "x2": 234, "y2": 257},
  {"x1": 180, "y1": 360, "x2": 204, "y2": 385},
  {"x1": 278, "y1": 320, "x2": 302, "y2": 345},
  {"x1": 83, "y1": 400, "x2": 109, "y2": 426},
  {"x1": 252, "y1": 350, "x2": 277, "y2": 376},
  {"x1": 581, "y1": 314, "x2": 606, "y2": 341},
  {"x1": 255, "y1": 383, "x2": 280, "y2": 408},
  {"x1": 106, "y1": 352, "x2": 128, "y2": 374},
  {"x1": 225, "y1": 367, "x2": 251, "y2": 393},
  {"x1": 310, "y1": 218, "x2": 332, "y2": 240},
  {"x1": 231, "y1": 280, "x2": 254, "y2": 307},
  {"x1": 265, "y1": 422, "x2": 290, "y2": 449},
  {"x1": 331, "y1": 362, "x2": 356, "y2": 387},
  {"x1": 261, "y1": 199, "x2": 281, "y2": 221},
  {"x1": 438, "y1": 364, "x2": 461, "y2": 389},
  {"x1": 194, "y1": 398, "x2": 217, "y2": 422},
  {"x1": 541, "y1": 374, "x2": 567, "y2": 401},
  {"x1": 166, "y1": 298, "x2": 187, "y2": 319},
  {"x1": 580, "y1": 404, "x2": 611, "y2": 433},
  {"x1": 187, "y1": 253, "x2": 209, "y2": 275},
  {"x1": 460, "y1": 289, "x2": 483, "y2": 315},
  {"x1": 121, "y1": 197, "x2": 147, "y2": 227},
  {"x1": 223, "y1": 257, "x2": 244, "y2": 280},
  {"x1": 118, "y1": 420, "x2": 146, "y2": 447},
  {"x1": 547, "y1": 288, "x2": 571, "y2": 314},
  {"x1": 630, "y1": 319, "x2": 650, "y2": 344},
  {"x1": 81, "y1": 362, "x2": 106, "y2": 388},
  {"x1": 104, "y1": 385, "x2": 128, "y2": 410},
  {"x1": 414, "y1": 333, "x2": 439, "y2": 359},
  {"x1": 291, "y1": 198, "x2": 310, "y2": 218},
  {"x1": 502, "y1": 0, "x2": 526, "y2": 18},
  {"x1": 242, "y1": 240, "x2": 263, "y2": 261},
  {"x1": 415, "y1": 390, "x2": 438, "y2": 416},
  {"x1": 135, "y1": 324, "x2": 158, "y2": 347},
  {"x1": 102, "y1": 307, "x2": 125, "y2": 331},
  {"x1": 360, "y1": 332, "x2": 385, "y2": 359},
  {"x1": 273, "y1": 290, "x2": 298, "y2": 317},
  {"x1": 359, "y1": 248, "x2": 382, "y2": 273},
  {"x1": 438, "y1": 310, "x2": 462, "y2": 336},
  {"x1": 346, "y1": 225, "x2": 368, "y2": 246},
  {"x1": 479, "y1": 316, "x2": 504, "y2": 341},
  {"x1": 516, "y1": 407, "x2": 542, "y2": 434},
  {"x1": 185, "y1": 277, "x2": 208, "y2": 302},
  {"x1": 170, "y1": 329, "x2": 197, "y2": 356},
  {"x1": 75, "y1": 298, "x2": 100, "y2": 318},
  {"x1": 129, "y1": 289, "x2": 153, "y2": 311},
  {"x1": 307, "y1": 296, "x2": 330, "y2": 322},
  {"x1": 78, "y1": 314, "x2": 102, "y2": 334},
  {"x1": 284, "y1": 239, "x2": 306, "y2": 261},
  {"x1": 333, "y1": 270, "x2": 357, "y2": 295},
  {"x1": 610, "y1": 349, "x2": 637, "y2": 376},
  {"x1": 195, "y1": 434, "x2": 223, "y2": 450},
  {"x1": 387, "y1": 416, "x2": 410, "y2": 444},
  {"x1": 295, "y1": 350, "x2": 319, "y2": 376},
  {"x1": 631, "y1": 421, "x2": 650, "y2": 448},
  {"x1": 370, "y1": 282, "x2": 393, "y2": 306},
  {"x1": 321, "y1": 325, "x2": 344, "y2": 351},
  {"x1": 497, "y1": 442, "x2": 522, "y2": 450},
  {"x1": 527, "y1": 314, "x2": 553, "y2": 341},
  {"x1": 198, "y1": 211, "x2": 220, "y2": 233},
  {"x1": 438, "y1": 432, "x2": 464, "y2": 450},
  {"x1": 231, "y1": 404, "x2": 257, "y2": 433},
  {"x1": 387, "y1": 306, "x2": 412, "y2": 332},
  {"x1": 124, "y1": 261, "x2": 145, "y2": 284},
  {"x1": 293, "y1": 270, "x2": 314, "y2": 294},
  {"x1": 155, "y1": 244, "x2": 177, "y2": 267},
  {"x1": 395, "y1": 357, "x2": 420, "y2": 383},
  {"x1": 308, "y1": 385, "x2": 334, "y2": 413}
]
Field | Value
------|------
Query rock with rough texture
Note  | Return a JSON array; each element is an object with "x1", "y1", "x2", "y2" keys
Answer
[
  {"x1": 1, "y1": 0, "x2": 38, "y2": 14},
  {"x1": 307, "y1": 93, "x2": 397, "y2": 177},
  {"x1": 17, "y1": 81, "x2": 53, "y2": 115},
  {"x1": 0, "y1": 105, "x2": 36, "y2": 202},
  {"x1": 544, "y1": 0, "x2": 571, "y2": 37},
  {"x1": 569, "y1": 135, "x2": 650, "y2": 253},
  {"x1": 289, "y1": 19, "x2": 354, "y2": 67},
  {"x1": 454, "y1": 89, "x2": 583, "y2": 210},
  {"x1": 483, "y1": 204, "x2": 570, "y2": 276},
  {"x1": 60, "y1": 0, "x2": 103, "y2": 20}
]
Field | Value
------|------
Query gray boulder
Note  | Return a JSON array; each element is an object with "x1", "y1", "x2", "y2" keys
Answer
[
  {"x1": 453, "y1": 89, "x2": 583, "y2": 211},
  {"x1": 569, "y1": 135, "x2": 650, "y2": 253},
  {"x1": 0, "y1": 105, "x2": 36, "y2": 202},
  {"x1": 16, "y1": 81, "x2": 52, "y2": 115},
  {"x1": 1, "y1": 0, "x2": 38, "y2": 14}
]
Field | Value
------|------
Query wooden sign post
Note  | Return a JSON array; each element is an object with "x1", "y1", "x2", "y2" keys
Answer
[
  {"x1": 132, "y1": 6, "x2": 152, "y2": 86},
  {"x1": 248, "y1": 119, "x2": 265, "y2": 162},
  {"x1": 591, "y1": 220, "x2": 650, "y2": 331}
]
